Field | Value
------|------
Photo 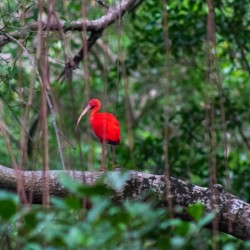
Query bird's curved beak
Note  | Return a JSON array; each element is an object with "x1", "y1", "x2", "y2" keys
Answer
[{"x1": 76, "y1": 104, "x2": 91, "y2": 128}]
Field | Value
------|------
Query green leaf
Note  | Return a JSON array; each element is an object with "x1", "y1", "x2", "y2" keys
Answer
[
  {"x1": 52, "y1": 196, "x2": 82, "y2": 210},
  {"x1": 86, "y1": 197, "x2": 110, "y2": 222},
  {"x1": 68, "y1": 227, "x2": 86, "y2": 246},
  {"x1": 175, "y1": 221, "x2": 191, "y2": 236},
  {"x1": 105, "y1": 172, "x2": 129, "y2": 191},
  {"x1": 0, "y1": 191, "x2": 18, "y2": 220},
  {"x1": 23, "y1": 211, "x2": 38, "y2": 230},
  {"x1": 244, "y1": 241, "x2": 250, "y2": 248},
  {"x1": 170, "y1": 236, "x2": 185, "y2": 248},
  {"x1": 223, "y1": 243, "x2": 237, "y2": 250},
  {"x1": 64, "y1": 196, "x2": 82, "y2": 210},
  {"x1": 59, "y1": 174, "x2": 82, "y2": 194},
  {"x1": 32, "y1": 9, "x2": 38, "y2": 21},
  {"x1": 78, "y1": 184, "x2": 113, "y2": 196},
  {"x1": 22, "y1": 243, "x2": 42, "y2": 250},
  {"x1": 197, "y1": 212, "x2": 216, "y2": 229},
  {"x1": 160, "y1": 218, "x2": 182, "y2": 229},
  {"x1": 187, "y1": 202, "x2": 204, "y2": 221},
  {"x1": 59, "y1": 173, "x2": 112, "y2": 197}
]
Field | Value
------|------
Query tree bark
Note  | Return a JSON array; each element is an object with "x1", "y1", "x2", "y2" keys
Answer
[{"x1": 0, "y1": 164, "x2": 249, "y2": 240}]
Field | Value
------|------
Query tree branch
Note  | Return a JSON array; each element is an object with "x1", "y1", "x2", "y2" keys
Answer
[
  {"x1": 0, "y1": 0, "x2": 141, "y2": 49},
  {"x1": 57, "y1": 0, "x2": 142, "y2": 81},
  {"x1": 0, "y1": 164, "x2": 249, "y2": 240},
  {"x1": 57, "y1": 29, "x2": 104, "y2": 81}
]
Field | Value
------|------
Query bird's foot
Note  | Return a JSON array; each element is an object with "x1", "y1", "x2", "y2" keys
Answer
[
  {"x1": 99, "y1": 166, "x2": 105, "y2": 171},
  {"x1": 113, "y1": 166, "x2": 123, "y2": 172}
]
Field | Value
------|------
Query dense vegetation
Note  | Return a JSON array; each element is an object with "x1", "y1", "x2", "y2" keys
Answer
[{"x1": 0, "y1": 0, "x2": 250, "y2": 249}]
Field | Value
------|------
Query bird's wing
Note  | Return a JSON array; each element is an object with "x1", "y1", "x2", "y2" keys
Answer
[{"x1": 92, "y1": 113, "x2": 120, "y2": 143}]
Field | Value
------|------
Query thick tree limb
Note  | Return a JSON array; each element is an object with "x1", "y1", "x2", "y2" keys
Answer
[
  {"x1": 0, "y1": 0, "x2": 141, "y2": 48},
  {"x1": 0, "y1": 164, "x2": 249, "y2": 240}
]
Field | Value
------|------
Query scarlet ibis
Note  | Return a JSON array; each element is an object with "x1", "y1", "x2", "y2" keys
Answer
[{"x1": 77, "y1": 98, "x2": 120, "y2": 171}]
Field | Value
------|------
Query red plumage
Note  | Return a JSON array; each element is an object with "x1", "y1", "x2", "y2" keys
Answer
[
  {"x1": 77, "y1": 98, "x2": 120, "y2": 171},
  {"x1": 91, "y1": 113, "x2": 120, "y2": 145}
]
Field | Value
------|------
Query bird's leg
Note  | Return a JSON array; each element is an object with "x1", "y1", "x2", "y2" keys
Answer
[
  {"x1": 100, "y1": 141, "x2": 105, "y2": 171},
  {"x1": 110, "y1": 145, "x2": 115, "y2": 170}
]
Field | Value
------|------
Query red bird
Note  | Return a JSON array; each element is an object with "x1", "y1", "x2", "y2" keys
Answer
[{"x1": 77, "y1": 98, "x2": 120, "y2": 171}]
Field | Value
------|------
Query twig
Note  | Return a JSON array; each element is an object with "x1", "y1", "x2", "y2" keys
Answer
[
  {"x1": 0, "y1": 31, "x2": 66, "y2": 170},
  {"x1": 57, "y1": 29, "x2": 103, "y2": 82},
  {"x1": 96, "y1": 0, "x2": 109, "y2": 9},
  {"x1": 238, "y1": 125, "x2": 250, "y2": 150}
]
